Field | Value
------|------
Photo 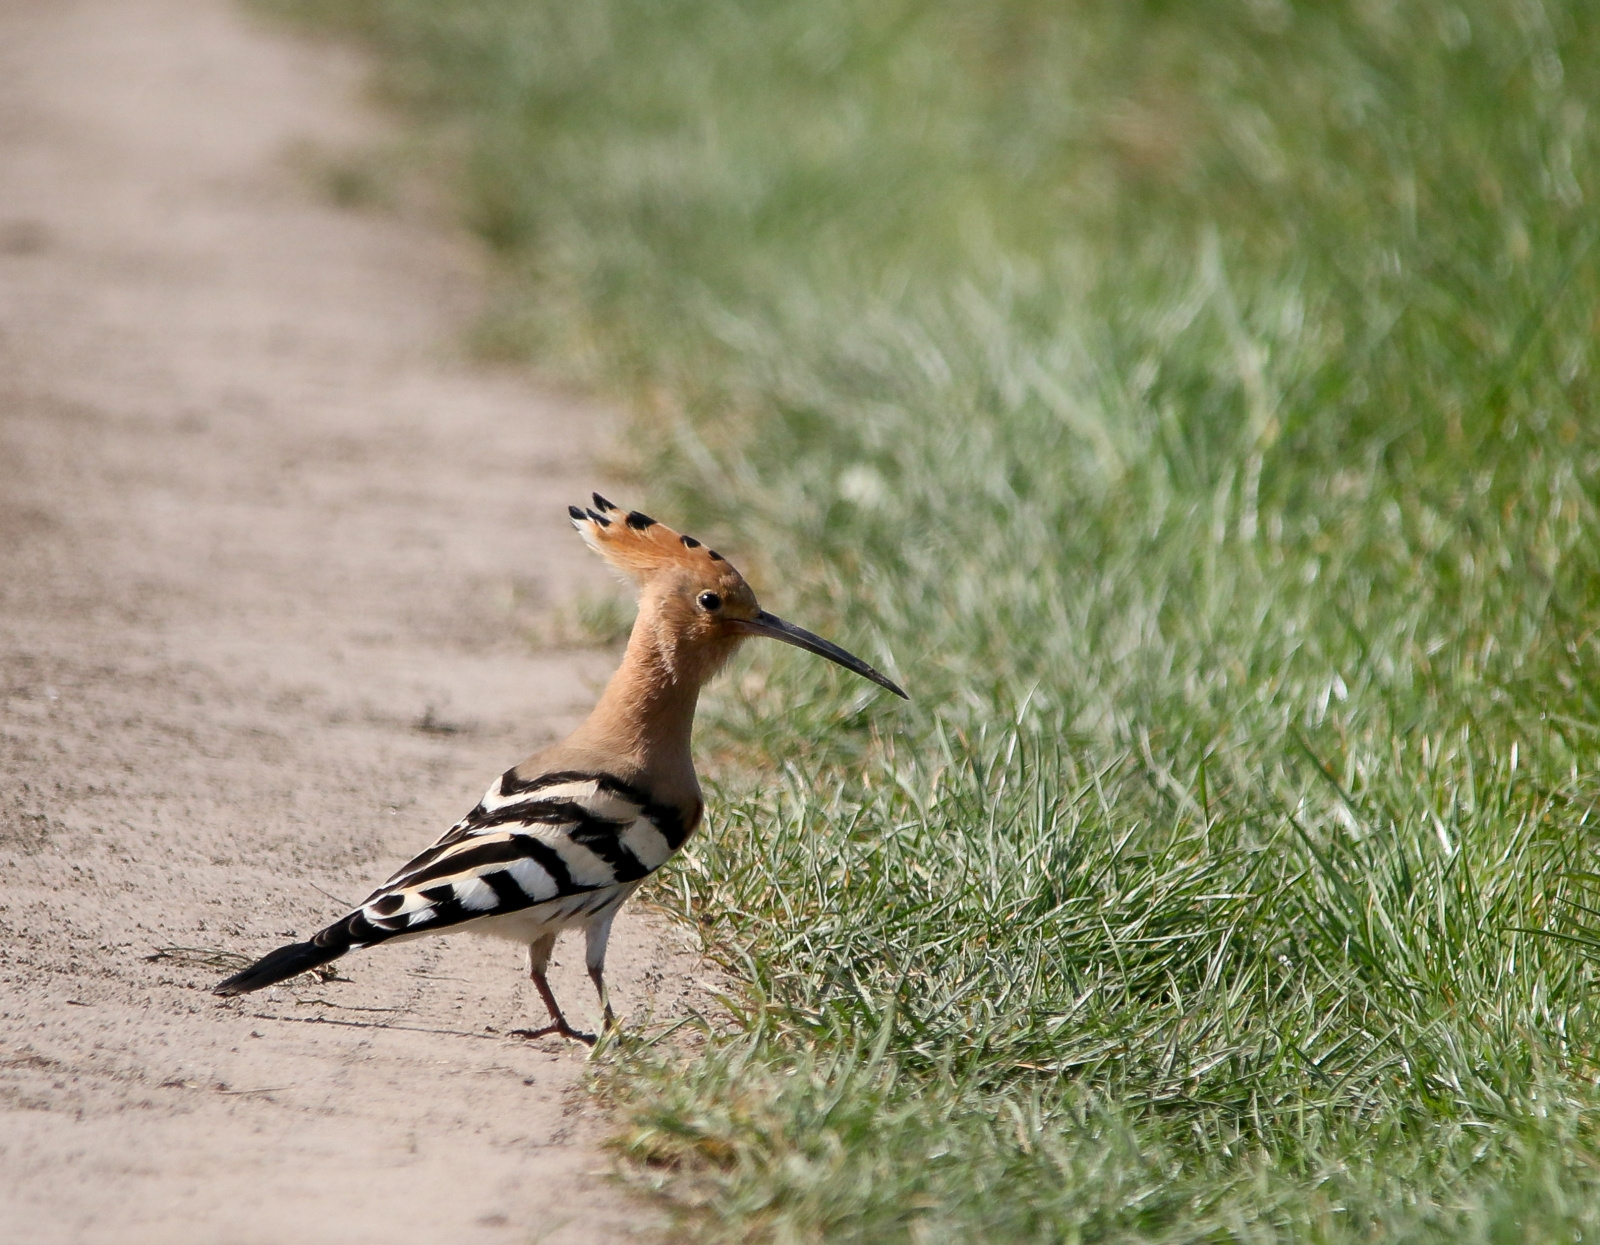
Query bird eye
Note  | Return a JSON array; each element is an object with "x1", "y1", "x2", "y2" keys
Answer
[{"x1": 697, "y1": 591, "x2": 723, "y2": 612}]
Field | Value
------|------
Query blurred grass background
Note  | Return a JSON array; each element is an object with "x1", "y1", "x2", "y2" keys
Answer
[{"x1": 278, "y1": 0, "x2": 1600, "y2": 1238}]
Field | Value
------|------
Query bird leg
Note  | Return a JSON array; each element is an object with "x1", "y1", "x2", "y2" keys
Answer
[
  {"x1": 588, "y1": 963, "x2": 615, "y2": 1033},
  {"x1": 585, "y1": 909, "x2": 622, "y2": 1035},
  {"x1": 509, "y1": 969, "x2": 596, "y2": 1046},
  {"x1": 509, "y1": 933, "x2": 596, "y2": 1046}
]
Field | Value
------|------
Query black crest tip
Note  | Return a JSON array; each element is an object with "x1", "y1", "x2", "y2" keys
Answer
[
  {"x1": 680, "y1": 534, "x2": 701, "y2": 548},
  {"x1": 586, "y1": 508, "x2": 611, "y2": 527},
  {"x1": 592, "y1": 492, "x2": 618, "y2": 512},
  {"x1": 707, "y1": 549, "x2": 725, "y2": 561},
  {"x1": 568, "y1": 504, "x2": 586, "y2": 522},
  {"x1": 625, "y1": 511, "x2": 657, "y2": 530}
]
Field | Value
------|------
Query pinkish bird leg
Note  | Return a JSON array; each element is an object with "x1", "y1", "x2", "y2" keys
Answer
[{"x1": 509, "y1": 966, "x2": 596, "y2": 1046}]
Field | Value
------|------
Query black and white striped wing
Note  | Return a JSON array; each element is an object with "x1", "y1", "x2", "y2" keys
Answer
[{"x1": 343, "y1": 770, "x2": 694, "y2": 947}]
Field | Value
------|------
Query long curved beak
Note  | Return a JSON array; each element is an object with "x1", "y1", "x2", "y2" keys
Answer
[{"x1": 731, "y1": 611, "x2": 908, "y2": 699}]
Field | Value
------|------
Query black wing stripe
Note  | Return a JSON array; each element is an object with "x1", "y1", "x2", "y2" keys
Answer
[
  {"x1": 466, "y1": 797, "x2": 620, "y2": 832},
  {"x1": 383, "y1": 833, "x2": 585, "y2": 900},
  {"x1": 499, "y1": 768, "x2": 659, "y2": 810},
  {"x1": 650, "y1": 804, "x2": 691, "y2": 850},
  {"x1": 482, "y1": 868, "x2": 533, "y2": 910},
  {"x1": 419, "y1": 883, "x2": 466, "y2": 927},
  {"x1": 461, "y1": 802, "x2": 650, "y2": 881},
  {"x1": 512, "y1": 799, "x2": 657, "y2": 880},
  {"x1": 379, "y1": 792, "x2": 628, "y2": 887},
  {"x1": 499, "y1": 767, "x2": 641, "y2": 800},
  {"x1": 394, "y1": 836, "x2": 540, "y2": 889},
  {"x1": 520, "y1": 836, "x2": 577, "y2": 892},
  {"x1": 566, "y1": 821, "x2": 650, "y2": 882},
  {"x1": 491, "y1": 768, "x2": 691, "y2": 849},
  {"x1": 375, "y1": 835, "x2": 464, "y2": 889}
]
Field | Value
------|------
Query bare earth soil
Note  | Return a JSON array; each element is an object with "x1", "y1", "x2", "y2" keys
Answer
[{"x1": 0, "y1": 1, "x2": 700, "y2": 1240}]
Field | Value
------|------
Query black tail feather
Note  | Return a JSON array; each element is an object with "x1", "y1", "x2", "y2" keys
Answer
[
  {"x1": 212, "y1": 939, "x2": 345, "y2": 996},
  {"x1": 213, "y1": 909, "x2": 391, "y2": 997}
]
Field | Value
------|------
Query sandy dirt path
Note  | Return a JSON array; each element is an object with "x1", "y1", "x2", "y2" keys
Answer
[{"x1": 0, "y1": 2, "x2": 699, "y2": 1241}]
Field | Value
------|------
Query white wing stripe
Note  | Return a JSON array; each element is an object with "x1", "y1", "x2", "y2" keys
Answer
[
  {"x1": 504, "y1": 856, "x2": 559, "y2": 903},
  {"x1": 454, "y1": 877, "x2": 500, "y2": 911},
  {"x1": 529, "y1": 830, "x2": 618, "y2": 888},
  {"x1": 620, "y1": 818, "x2": 674, "y2": 872}
]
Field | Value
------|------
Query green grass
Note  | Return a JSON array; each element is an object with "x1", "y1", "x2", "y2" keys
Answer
[{"x1": 280, "y1": 0, "x2": 1600, "y2": 1237}]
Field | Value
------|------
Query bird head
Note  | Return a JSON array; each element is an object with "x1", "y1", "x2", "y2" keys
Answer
[{"x1": 569, "y1": 494, "x2": 906, "y2": 698}]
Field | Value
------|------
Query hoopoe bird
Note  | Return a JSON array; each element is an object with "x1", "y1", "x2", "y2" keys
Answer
[{"x1": 214, "y1": 495, "x2": 906, "y2": 1042}]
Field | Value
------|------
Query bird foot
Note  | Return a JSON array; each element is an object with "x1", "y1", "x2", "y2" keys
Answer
[{"x1": 508, "y1": 1021, "x2": 597, "y2": 1047}]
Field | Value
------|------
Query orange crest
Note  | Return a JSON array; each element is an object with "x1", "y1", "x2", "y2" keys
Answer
[{"x1": 568, "y1": 494, "x2": 732, "y2": 582}]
